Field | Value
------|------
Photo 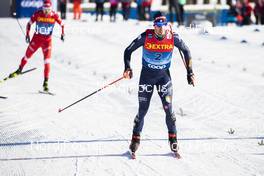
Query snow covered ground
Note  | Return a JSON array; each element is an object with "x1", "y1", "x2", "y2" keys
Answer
[{"x1": 0, "y1": 14, "x2": 264, "y2": 175}]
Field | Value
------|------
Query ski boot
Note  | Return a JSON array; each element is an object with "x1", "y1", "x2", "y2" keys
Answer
[
  {"x1": 129, "y1": 134, "x2": 140, "y2": 159},
  {"x1": 169, "y1": 133, "x2": 181, "y2": 159},
  {"x1": 43, "y1": 78, "x2": 49, "y2": 92},
  {"x1": 7, "y1": 68, "x2": 22, "y2": 79}
]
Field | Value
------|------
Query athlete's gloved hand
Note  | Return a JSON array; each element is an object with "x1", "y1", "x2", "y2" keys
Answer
[
  {"x1": 61, "y1": 34, "x2": 65, "y2": 42},
  {"x1": 187, "y1": 73, "x2": 195, "y2": 86},
  {"x1": 123, "y1": 68, "x2": 133, "y2": 79},
  {"x1": 25, "y1": 35, "x2": 30, "y2": 43}
]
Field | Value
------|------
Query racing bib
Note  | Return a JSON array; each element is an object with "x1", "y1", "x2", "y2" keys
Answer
[{"x1": 142, "y1": 29, "x2": 174, "y2": 70}]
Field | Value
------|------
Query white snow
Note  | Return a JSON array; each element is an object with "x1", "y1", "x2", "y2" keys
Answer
[{"x1": 0, "y1": 14, "x2": 264, "y2": 176}]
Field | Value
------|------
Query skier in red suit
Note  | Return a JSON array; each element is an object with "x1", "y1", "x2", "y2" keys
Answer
[{"x1": 8, "y1": 0, "x2": 65, "y2": 92}]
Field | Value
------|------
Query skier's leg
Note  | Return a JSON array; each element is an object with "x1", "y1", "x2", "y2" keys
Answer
[
  {"x1": 129, "y1": 71, "x2": 154, "y2": 152},
  {"x1": 156, "y1": 71, "x2": 178, "y2": 152},
  {"x1": 156, "y1": 71, "x2": 175, "y2": 132},
  {"x1": 9, "y1": 36, "x2": 40, "y2": 78},
  {"x1": 20, "y1": 36, "x2": 41, "y2": 70},
  {"x1": 41, "y1": 39, "x2": 52, "y2": 91},
  {"x1": 133, "y1": 78, "x2": 154, "y2": 134},
  {"x1": 130, "y1": 86, "x2": 154, "y2": 152}
]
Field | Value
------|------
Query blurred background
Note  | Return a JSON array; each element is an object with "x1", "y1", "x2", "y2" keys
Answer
[{"x1": 1, "y1": 0, "x2": 263, "y2": 26}]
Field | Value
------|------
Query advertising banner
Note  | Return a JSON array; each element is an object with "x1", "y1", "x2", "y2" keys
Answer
[{"x1": 16, "y1": 0, "x2": 57, "y2": 18}]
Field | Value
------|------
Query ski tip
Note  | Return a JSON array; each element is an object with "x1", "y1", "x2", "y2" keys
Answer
[{"x1": 58, "y1": 108, "x2": 62, "y2": 113}]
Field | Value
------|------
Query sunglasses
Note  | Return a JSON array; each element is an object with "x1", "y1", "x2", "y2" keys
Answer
[{"x1": 154, "y1": 22, "x2": 167, "y2": 27}]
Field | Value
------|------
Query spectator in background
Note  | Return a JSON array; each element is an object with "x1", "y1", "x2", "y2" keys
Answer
[
  {"x1": 59, "y1": 0, "x2": 67, "y2": 19},
  {"x1": 168, "y1": 0, "x2": 182, "y2": 25},
  {"x1": 110, "y1": 0, "x2": 119, "y2": 22},
  {"x1": 136, "y1": 0, "x2": 144, "y2": 21},
  {"x1": 95, "y1": 0, "x2": 105, "y2": 21},
  {"x1": 73, "y1": 0, "x2": 82, "y2": 20},
  {"x1": 227, "y1": 0, "x2": 239, "y2": 24},
  {"x1": 142, "y1": 0, "x2": 152, "y2": 20},
  {"x1": 254, "y1": 0, "x2": 264, "y2": 24},
  {"x1": 121, "y1": 0, "x2": 131, "y2": 20},
  {"x1": 239, "y1": 0, "x2": 253, "y2": 25},
  {"x1": 178, "y1": 0, "x2": 185, "y2": 25},
  {"x1": 153, "y1": 11, "x2": 163, "y2": 20}
]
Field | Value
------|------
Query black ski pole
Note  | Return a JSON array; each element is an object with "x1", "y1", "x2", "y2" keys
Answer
[
  {"x1": 58, "y1": 76, "x2": 124, "y2": 113},
  {"x1": 13, "y1": 12, "x2": 26, "y2": 37},
  {"x1": 13, "y1": 12, "x2": 61, "y2": 39},
  {"x1": 178, "y1": 49, "x2": 195, "y2": 87},
  {"x1": 168, "y1": 24, "x2": 194, "y2": 87}
]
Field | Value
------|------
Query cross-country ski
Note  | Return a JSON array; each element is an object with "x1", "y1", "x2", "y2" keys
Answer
[
  {"x1": 38, "y1": 90, "x2": 56, "y2": 96},
  {"x1": 0, "y1": 67, "x2": 37, "y2": 83}
]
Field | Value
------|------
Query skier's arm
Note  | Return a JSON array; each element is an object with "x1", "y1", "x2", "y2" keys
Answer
[
  {"x1": 173, "y1": 33, "x2": 193, "y2": 74},
  {"x1": 54, "y1": 13, "x2": 65, "y2": 36},
  {"x1": 26, "y1": 12, "x2": 37, "y2": 36},
  {"x1": 173, "y1": 33, "x2": 194, "y2": 85},
  {"x1": 124, "y1": 32, "x2": 146, "y2": 71}
]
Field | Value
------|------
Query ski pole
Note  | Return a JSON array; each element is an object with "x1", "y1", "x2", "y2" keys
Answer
[
  {"x1": 13, "y1": 12, "x2": 26, "y2": 37},
  {"x1": 13, "y1": 12, "x2": 61, "y2": 39},
  {"x1": 58, "y1": 76, "x2": 124, "y2": 113},
  {"x1": 178, "y1": 49, "x2": 195, "y2": 87},
  {"x1": 168, "y1": 24, "x2": 194, "y2": 87}
]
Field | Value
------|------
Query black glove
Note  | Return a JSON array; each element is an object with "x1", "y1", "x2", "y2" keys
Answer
[
  {"x1": 123, "y1": 68, "x2": 133, "y2": 79},
  {"x1": 187, "y1": 73, "x2": 194, "y2": 86},
  {"x1": 25, "y1": 35, "x2": 30, "y2": 43},
  {"x1": 61, "y1": 34, "x2": 65, "y2": 42}
]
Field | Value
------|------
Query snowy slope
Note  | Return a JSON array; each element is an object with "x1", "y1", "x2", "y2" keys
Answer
[{"x1": 0, "y1": 15, "x2": 264, "y2": 176}]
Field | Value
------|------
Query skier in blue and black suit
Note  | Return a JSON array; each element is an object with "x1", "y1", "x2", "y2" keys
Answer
[{"x1": 123, "y1": 16, "x2": 195, "y2": 156}]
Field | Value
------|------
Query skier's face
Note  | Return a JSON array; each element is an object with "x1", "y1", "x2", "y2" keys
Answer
[
  {"x1": 43, "y1": 7, "x2": 51, "y2": 15},
  {"x1": 154, "y1": 25, "x2": 166, "y2": 37}
]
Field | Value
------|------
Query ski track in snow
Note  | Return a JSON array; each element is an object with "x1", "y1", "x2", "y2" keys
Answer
[{"x1": 0, "y1": 16, "x2": 264, "y2": 175}]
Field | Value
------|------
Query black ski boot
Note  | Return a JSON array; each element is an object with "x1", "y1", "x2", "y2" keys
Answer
[
  {"x1": 43, "y1": 78, "x2": 49, "y2": 92},
  {"x1": 169, "y1": 133, "x2": 178, "y2": 152},
  {"x1": 169, "y1": 133, "x2": 181, "y2": 158},
  {"x1": 8, "y1": 68, "x2": 22, "y2": 79},
  {"x1": 129, "y1": 133, "x2": 140, "y2": 159}
]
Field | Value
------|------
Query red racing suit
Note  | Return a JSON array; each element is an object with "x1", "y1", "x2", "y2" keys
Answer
[{"x1": 19, "y1": 10, "x2": 64, "y2": 79}]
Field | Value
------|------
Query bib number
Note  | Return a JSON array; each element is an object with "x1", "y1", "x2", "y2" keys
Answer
[{"x1": 36, "y1": 26, "x2": 53, "y2": 35}]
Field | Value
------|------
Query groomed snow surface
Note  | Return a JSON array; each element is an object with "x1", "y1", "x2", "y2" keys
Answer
[{"x1": 0, "y1": 14, "x2": 264, "y2": 175}]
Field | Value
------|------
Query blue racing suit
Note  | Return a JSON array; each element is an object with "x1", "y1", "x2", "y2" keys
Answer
[{"x1": 124, "y1": 29, "x2": 192, "y2": 135}]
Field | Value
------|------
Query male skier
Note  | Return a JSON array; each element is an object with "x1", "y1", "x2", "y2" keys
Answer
[
  {"x1": 7, "y1": 0, "x2": 65, "y2": 92},
  {"x1": 123, "y1": 16, "x2": 195, "y2": 158}
]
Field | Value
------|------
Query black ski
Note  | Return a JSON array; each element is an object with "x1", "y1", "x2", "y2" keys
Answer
[
  {"x1": 1, "y1": 67, "x2": 37, "y2": 83},
  {"x1": 21, "y1": 67, "x2": 37, "y2": 74},
  {"x1": 38, "y1": 90, "x2": 56, "y2": 96},
  {"x1": 0, "y1": 96, "x2": 7, "y2": 99}
]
